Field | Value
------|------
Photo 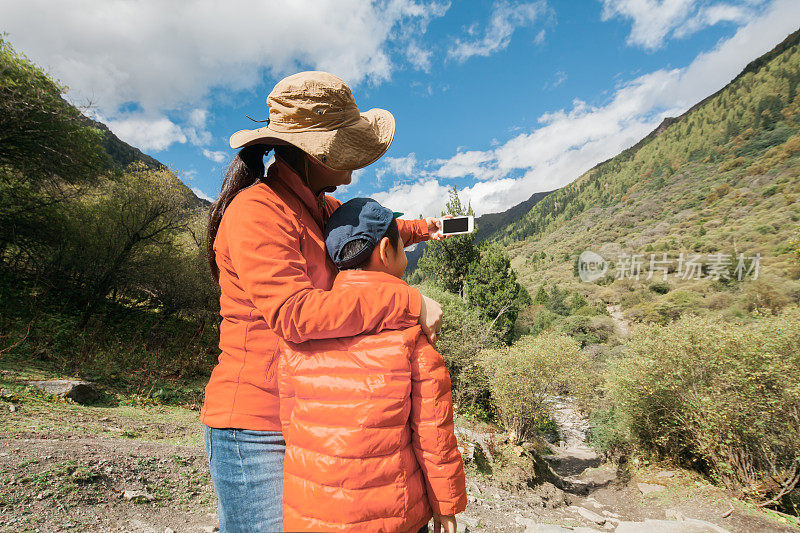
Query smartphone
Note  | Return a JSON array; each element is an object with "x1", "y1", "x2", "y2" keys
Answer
[{"x1": 439, "y1": 216, "x2": 474, "y2": 236}]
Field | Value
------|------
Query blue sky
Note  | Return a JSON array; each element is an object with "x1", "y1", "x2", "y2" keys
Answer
[{"x1": 3, "y1": 0, "x2": 799, "y2": 216}]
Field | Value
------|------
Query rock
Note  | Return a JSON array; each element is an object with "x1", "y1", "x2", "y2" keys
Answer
[
  {"x1": 637, "y1": 482, "x2": 666, "y2": 495},
  {"x1": 200, "y1": 527, "x2": 219, "y2": 533},
  {"x1": 656, "y1": 470, "x2": 676, "y2": 478},
  {"x1": 571, "y1": 506, "x2": 607, "y2": 525},
  {"x1": 27, "y1": 380, "x2": 100, "y2": 404},
  {"x1": 454, "y1": 426, "x2": 495, "y2": 463},
  {"x1": 8, "y1": 404, "x2": 15, "y2": 412},
  {"x1": 459, "y1": 514, "x2": 479, "y2": 532},
  {"x1": 535, "y1": 525, "x2": 598, "y2": 533},
  {"x1": 537, "y1": 482, "x2": 569, "y2": 508},
  {"x1": 129, "y1": 519, "x2": 157, "y2": 533},
  {"x1": 164, "y1": 529, "x2": 175, "y2": 533},
  {"x1": 601, "y1": 510, "x2": 620, "y2": 518},
  {"x1": 615, "y1": 518, "x2": 731, "y2": 532},
  {"x1": 515, "y1": 516, "x2": 537, "y2": 526},
  {"x1": 665, "y1": 508, "x2": 685, "y2": 521},
  {"x1": 123, "y1": 489, "x2": 154, "y2": 502}
]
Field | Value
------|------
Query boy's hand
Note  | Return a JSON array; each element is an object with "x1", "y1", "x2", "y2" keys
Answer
[
  {"x1": 433, "y1": 514, "x2": 457, "y2": 533},
  {"x1": 418, "y1": 294, "x2": 443, "y2": 345}
]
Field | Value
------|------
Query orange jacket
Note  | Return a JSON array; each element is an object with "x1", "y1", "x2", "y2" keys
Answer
[
  {"x1": 279, "y1": 271, "x2": 467, "y2": 533},
  {"x1": 201, "y1": 157, "x2": 430, "y2": 431}
]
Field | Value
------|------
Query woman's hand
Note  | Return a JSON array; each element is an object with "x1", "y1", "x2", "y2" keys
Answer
[
  {"x1": 425, "y1": 215, "x2": 453, "y2": 241},
  {"x1": 418, "y1": 293, "x2": 443, "y2": 345}
]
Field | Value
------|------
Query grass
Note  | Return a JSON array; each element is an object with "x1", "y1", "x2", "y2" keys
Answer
[{"x1": 0, "y1": 268, "x2": 218, "y2": 413}]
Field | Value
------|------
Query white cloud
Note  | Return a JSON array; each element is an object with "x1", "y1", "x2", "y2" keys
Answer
[
  {"x1": 191, "y1": 187, "x2": 215, "y2": 202},
  {"x1": 405, "y1": 42, "x2": 433, "y2": 72},
  {"x1": 0, "y1": 0, "x2": 448, "y2": 150},
  {"x1": 372, "y1": 179, "x2": 451, "y2": 218},
  {"x1": 105, "y1": 115, "x2": 187, "y2": 152},
  {"x1": 601, "y1": 0, "x2": 760, "y2": 50},
  {"x1": 433, "y1": 150, "x2": 503, "y2": 180},
  {"x1": 202, "y1": 149, "x2": 228, "y2": 163},
  {"x1": 381, "y1": 0, "x2": 800, "y2": 217},
  {"x1": 544, "y1": 70, "x2": 568, "y2": 90},
  {"x1": 448, "y1": 1, "x2": 550, "y2": 62},
  {"x1": 376, "y1": 153, "x2": 418, "y2": 180}
]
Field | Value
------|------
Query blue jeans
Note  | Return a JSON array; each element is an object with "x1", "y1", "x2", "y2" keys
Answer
[{"x1": 204, "y1": 425, "x2": 285, "y2": 532}]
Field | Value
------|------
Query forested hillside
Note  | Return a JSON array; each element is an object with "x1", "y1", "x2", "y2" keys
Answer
[
  {"x1": 0, "y1": 37, "x2": 219, "y2": 403},
  {"x1": 495, "y1": 28, "x2": 800, "y2": 320}
]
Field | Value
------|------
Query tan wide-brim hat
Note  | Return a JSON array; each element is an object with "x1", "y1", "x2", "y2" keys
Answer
[{"x1": 229, "y1": 71, "x2": 395, "y2": 171}]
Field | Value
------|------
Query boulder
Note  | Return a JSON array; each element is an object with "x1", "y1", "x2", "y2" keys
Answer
[
  {"x1": 123, "y1": 490, "x2": 154, "y2": 503},
  {"x1": 637, "y1": 482, "x2": 666, "y2": 495},
  {"x1": 27, "y1": 380, "x2": 99, "y2": 404},
  {"x1": 571, "y1": 506, "x2": 607, "y2": 525}
]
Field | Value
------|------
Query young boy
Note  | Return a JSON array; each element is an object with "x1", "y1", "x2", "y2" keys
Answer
[{"x1": 279, "y1": 198, "x2": 467, "y2": 532}]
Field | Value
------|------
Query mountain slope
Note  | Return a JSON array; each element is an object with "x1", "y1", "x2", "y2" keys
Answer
[
  {"x1": 492, "y1": 27, "x2": 800, "y2": 321},
  {"x1": 79, "y1": 116, "x2": 209, "y2": 207}
]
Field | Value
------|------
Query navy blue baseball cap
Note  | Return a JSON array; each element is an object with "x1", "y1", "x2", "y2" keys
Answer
[{"x1": 324, "y1": 198, "x2": 403, "y2": 269}]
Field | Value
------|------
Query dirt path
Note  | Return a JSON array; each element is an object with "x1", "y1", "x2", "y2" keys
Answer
[
  {"x1": 605, "y1": 304, "x2": 631, "y2": 337},
  {"x1": 454, "y1": 397, "x2": 798, "y2": 533}
]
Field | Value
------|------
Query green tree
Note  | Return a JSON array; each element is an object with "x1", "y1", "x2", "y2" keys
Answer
[
  {"x1": 0, "y1": 36, "x2": 111, "y2": 265},
  {"x1": 466, "y1": 244, "x2": 523, "y2": 342},
  {"x1": 533, "y1": 284, "x2": 548, "y2": 305},
  {"x1": 52, "y1": 164, "x2": 193, "y2": 324},
  {"x1": 546, "y1": 284, "x2": 570, "y2": 315},
  {"x1": 417, "y1": 186, "x2": 478, "y2": 295}
]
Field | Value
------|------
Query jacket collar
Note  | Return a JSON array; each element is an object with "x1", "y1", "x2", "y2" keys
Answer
[{"x1": 268, "y1": 155, "x2": 328, "y2": 227}]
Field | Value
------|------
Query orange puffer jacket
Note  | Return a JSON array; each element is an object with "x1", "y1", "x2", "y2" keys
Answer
[
  {"x1": 279, "y1": 271, "x2": 467, "y2": 532},
  {"x1": 201, "y1": 157, "x2": 430, "y2": 431}
]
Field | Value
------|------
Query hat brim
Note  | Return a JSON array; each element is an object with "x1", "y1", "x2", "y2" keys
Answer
[{"x1": 229, "y1": 108, "x2": 395, "y2": 171}]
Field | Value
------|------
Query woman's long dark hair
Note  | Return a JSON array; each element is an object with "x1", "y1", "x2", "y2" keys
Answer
[
  {"x1": 207, "y1": 144, "x2": 270, "y2": 281},
  {"x1": 206, "y1": 144, "x2": 308, "y2": 281}
]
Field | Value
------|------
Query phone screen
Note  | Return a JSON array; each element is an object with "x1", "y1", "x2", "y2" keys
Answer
[{"x1": 442, "y1": 217, "x2": 469, "y2": 234}]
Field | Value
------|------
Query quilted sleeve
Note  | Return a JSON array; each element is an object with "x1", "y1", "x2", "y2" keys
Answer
[{"x1": 409, "y1": 335, "x2": 467, "y2": 516}]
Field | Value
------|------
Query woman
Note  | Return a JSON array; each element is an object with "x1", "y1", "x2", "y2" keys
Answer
[{"x1": 201, "y1": 71, "x2": 445, "y2": 532}]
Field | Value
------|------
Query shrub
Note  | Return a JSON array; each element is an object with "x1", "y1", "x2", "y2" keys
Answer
[
  {"x1": 420, "y1": 285, "x2": 500, "y2": 413},
  {"x1": 761, "y1": 184, "x2": 780, "y2": 197},
  {"x1": 719, "y1": 157, "x2": 746, "y2": 172},
  {"x1": 606, "y1": 310, "x2": 800, "y2": 507},
  {"x1": 480, "y1": 332, "x2": 592, "y2": 444},
  {"x1": 559, "y1": 315, "x2": 615, "y2": 346},
  {"x1": 649, "y1": 281, "x2": 671, "y2": 294}
]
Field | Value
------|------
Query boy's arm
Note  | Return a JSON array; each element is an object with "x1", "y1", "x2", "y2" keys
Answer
[{"x1": 409, "y1": 334, "x2": 467, "y2": 516}]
